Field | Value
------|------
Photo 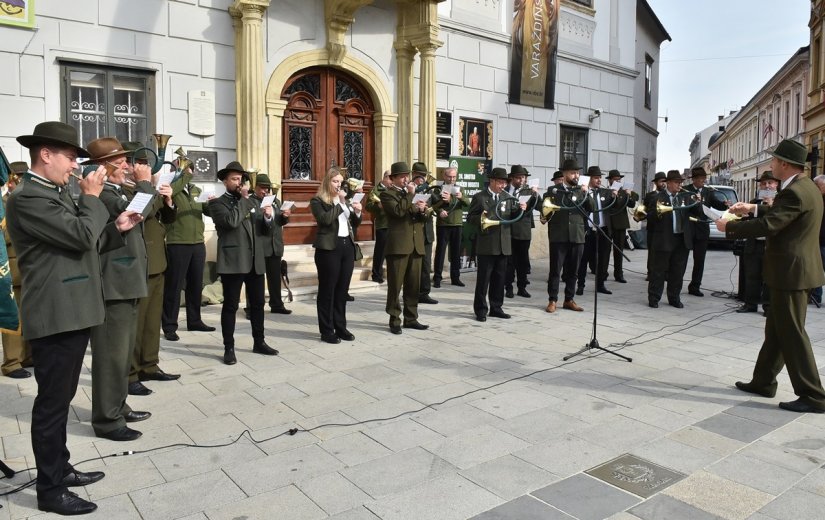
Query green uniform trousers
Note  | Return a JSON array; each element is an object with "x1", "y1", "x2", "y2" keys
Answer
[
  {"x1": 91, "y1": 299, "x2": 137, "y2": 434},
  {"x1": 131, "y1": 273, "x2": 164, "y2": 383},
  {"x1": 385, "y1": 252, "x2": 422, "y2": 327},
  {"x1": 751, "y1": 288, "x2": 825, "y2": 409},
  {"x1": 1, "y1": 285, "x2": 31, "y2": 375}
]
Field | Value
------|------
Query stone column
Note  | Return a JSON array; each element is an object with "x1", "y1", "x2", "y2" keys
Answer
[
  {"x1": 395, "y1": 43, "x2": 416, "y2": 164},
  {"x1": 267, "y1": 99, "x2": 287, "y2": 196},
  {"x1": 374, "y1": 112, "x2": 398, "y2": 176},
  {"x1": 230, "y1": 6, "x2": 243, "y2": 152},
  {"x1": 417, "y1": 43, "x2": 439, "y2": 170},
  {"x1": 233, "y1": 0, "x2": 270, "y2": 171}
]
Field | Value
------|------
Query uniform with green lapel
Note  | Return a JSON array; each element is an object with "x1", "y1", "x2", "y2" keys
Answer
[
  {"x1": 251, "y1": 193, "x2": 290, "y2": 311},
  {"x1": 381, "y1": 185, "x2": 425, "y2": 327},
  {"x1": 504, "y1": 184, "x2": 537, "y2": 294},
  {"x1": 90, "y1": 179, "x2": 156, "y2": 436},
  {"x1": 432, "y1": 184, "x2": 469, "y2": 285},
  {"x1": 606, "y1": 188, "x2": 638, "y2": 281},
  {"x1": 725, "y1": 174, "x2": 825, "y2": 409},
  {"x1": 545, "y1": 183, "x2": 594, "y2": 303}
]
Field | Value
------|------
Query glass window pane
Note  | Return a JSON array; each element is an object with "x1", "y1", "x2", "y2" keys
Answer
[{"x1": 68, "y1": 70, "x2": 106, "y2": 144}]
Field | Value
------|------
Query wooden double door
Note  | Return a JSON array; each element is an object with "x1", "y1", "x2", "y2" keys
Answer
[{"x1": 281, "y1": 67, "x2": 375, "y2": 245}]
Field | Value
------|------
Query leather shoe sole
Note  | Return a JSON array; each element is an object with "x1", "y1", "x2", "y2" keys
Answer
[
  {"x1": 403, "y1": 322, "x2": 429, "y2": 330},
  {"x1": 97, "y1": 426, "x2": 142, "y2": 442},
  {"x1": 253, "y1": 343, "x2": 279, "y2": 355},
  {"x1": 139, "y1": 370, "x2": 180, "y2": 382},
  {"x1": 223, "y1": 349, "x2": 237, "y2": 365},
  {"x1": 321, "y1": 334, "x2": 342, "y2": 344},
  {"x1": 615, "y1": 278, "x2": 627, "y2": 283},
  {"x1": 336, "y1": 331, "x2": 355, "y2": 341},
  {"x1": 61, "y1": 470, "x2": 105, "y2": 487},
  {"x1": 6, "y1": 368, "x2": 31, "y2": 379},
  {"x1": 489, "y1": 311, "x2": 511, "y2": 319},
  {"x1": 735, "y1": 381, "x2": 776, "y2": 398},
  {"x1": 128, "y1": 382, "x2": 153, "y2": 396},
  {"x1": 779, "y1": 399, "x2": 825, "y2": 413},
  {"x1": 164, "y1": 331, "x2": 179, "y2": 342},
  {"x1": 38, "y1": 491, "x2": 97, "y2": 515},
  {"x1": 270, "y1": 308, "x2": 292, "y2": 315},
  {"x1": 187, "y1": 323, "x2": 216, "y2": 332},
  {"x1": 125, "y1": 411, "x2": 152, "y2": 423}
]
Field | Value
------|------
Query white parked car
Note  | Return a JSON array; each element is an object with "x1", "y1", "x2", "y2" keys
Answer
[{"x1": 705, "y1": 185, "x2": 739, "y2": 242}]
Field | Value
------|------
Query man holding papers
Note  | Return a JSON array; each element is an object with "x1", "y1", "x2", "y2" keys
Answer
[
  {"x1": 411, "y1": 162, "x2": 438, "y2": 305},
  {"x1": 252, "y1": 173, "x2": 292, "y2": 315},
  {"x1": 683, "y1": 167, "x2": 728, "y2": 297},
  {"x1": 605, "y1": 169, "x2": 638, "y2": 283},
  {"x1": 86, "y1": 137, "x2": 155, "y2": 442},
  {"x1": 504, "y1": 165, "x2": 538, "y2": 299}
]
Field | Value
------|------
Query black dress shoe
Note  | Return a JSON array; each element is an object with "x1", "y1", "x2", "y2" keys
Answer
[
  {"x1": 735, "y1": 381, "x2": 776, "y2": 398},
  {"x1": 125, "y1": 410, "x2": 152, "y2": 423},
  {"x1": 97, "y1": 426, "x2": 142, "y2": 442},
  {"x1": 61, "y1": 469, "x2": 105, "y2": 487},
  {"x1": 736, "y1": 304, "x2": 758, "y2": 313},
  {"x1": 419, "y1": 295, "x2": 438, "y2": 304},
  {"x1": 38, "y1": 490, "x2": 98, "y2": 515},
  {"x1": 403, "y1": 322, "x2": 429, "y2": 330},
  {"x1": 389, "y1": 325, "x2": 402, "y2": 335},
  {"x1": 517, "y1": 289, "x2": 531, "y2": 298},
  {"x1": 669, "y1": 300, "x2": 684, "y2": 309},
  {"x1": 128, "y1": 381, "x2": 153, "y2": 396},
  {"x1": 371, "y1": 275, "x2": 384, "y2": 283},
  {"x1": 688, "y1": 288, "x2": 704, "y2": 297},
  {"x1": 452, "y1": 279, "x2": 465, "y2": 287},
  {"x1": 223, "y1": 348, "x2": 237, "y2": 365},
  {"x1": 6, "y1": 368, "x2": 31, "y2": 379},
  {"x1": 139, "y1": 369, "x2": 180, "y2": 382},
  {"x1": 336, "y1": 330, "x2": 355, "y2": 341},
  {"x1": 321, "y1": 334, "x2": 341, "y2": 344},
  {"x1": 575, "y1": 286, "x2": 584, "y2": 296},
  {"x1": 489, "y1": 311, "x2": 511, "y2": 319},
  {"x1": 648, "y1": 301, "x2": 659, "y2": 308},
  {"x1": 615, "y1": 277, "x2": 627, "y2": 283},
  {"x1": 187, "y1": 322, "x2": 216, "y2": 332},
  {"x1": 505, "y1": 288, "x2": 514, "y2": 299},
  {"x1": 346, "y1": 294, "x2": 355, "y2": 302},
  {"x1": 164, "y1": 331, "x2": 179, "y2": 342},
  {"x1": 270, "y1": 307, "x2": 292, "y2": 315},
  {"x1": 433, "y1": 280, "x2": 441, "y2": 288},
  {"x1": 779, "y1": 398, "x2": 825, "y2": 413},
  {"x1": 597, "y1": 286, "x2": 612, "y2": 295},
  {"x1": 475, "y1": 315, "x2": 487, "y2": 322},
  {"x1": 253, "y1": 342, "x2": 279, "y2": 355}
]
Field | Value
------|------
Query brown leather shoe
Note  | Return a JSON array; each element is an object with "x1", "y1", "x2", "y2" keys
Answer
[
  {"x1": 545, "y1": 301, "x2": 556, "y2": 313},
  {"x1": 563, "y1": 299, "x2": 584, "y2": 312}
]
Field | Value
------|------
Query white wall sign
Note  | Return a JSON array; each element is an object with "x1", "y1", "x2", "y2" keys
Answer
[{"x1": 188, "y1": 90, "x2": 216, "y2": 136}]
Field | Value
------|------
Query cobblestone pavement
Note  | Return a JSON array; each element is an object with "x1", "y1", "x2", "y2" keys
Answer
[{"x1": 2, "y1": 248, "x2": 825, "y2": 519}]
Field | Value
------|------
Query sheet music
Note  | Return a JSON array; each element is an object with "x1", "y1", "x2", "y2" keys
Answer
[
  {"x1": 412, "y1": 194, "x2": 429, "y2": 204},
  {"x1": 260, "y1": 195, "x2": 276, "y2": 208},
  {"x1": 702, "y1": 204, "x2": 724, "y2": 221},
  {"x1": 125, "y1": 192, "x2": 154, "y2": 214},
  {"x1": 351, "y1": 192, "x2": 365, "y2": 203},
  {"x1": 281, "y1": 201, "x2": 295, "y2": 210},
  {"x1": 156, "y1": 172, "x2": 175, "y2": 187},
  {"x1": 518, "y1": 195, "x2": 532, "y2": 204}
]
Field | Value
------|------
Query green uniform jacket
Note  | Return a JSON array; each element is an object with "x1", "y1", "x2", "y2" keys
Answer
[
  {"x1": 432, "y1": 185, "x2": 469, "y2": 227},
  {"x1": 607, "y1": 190, "x2": 639, "y2": 231},
  {"x1": 467, "y1": 190, "x2": 519, "y2": 255},
  {"x1": 505, "y1": 186, "x2": 538, "y2": 240},
  {"x1": 252, "y1": 194, "x2": 289, "y2": 257},
  {"x1": 545, "y1": 184, "x2": 594, "y2": 244},
  {"x1": 310, "y1": 196, "x2": 361, "y2": 250},
  {"x1": 381, "y1": 187, "x2": 425, "y2": 255},
  {"x1": 144, "y1": 197, "x2": 177, "y2": 276},
  {"x1": 98, "y1": 181, "x2": 156, "y2": 301},
  {"x1": 209, "y1": 192, "x2": 268, "y2": 275},
  {"x1": 7, "y1": 174, "x2": 124, "y2": 340},
  {"x1": 166, "y1": 171, "x2": 205, "y2": 244},
  {"x1": 726, "y1": 175, "x2": 825, "y2": 290},
  {"x1": 365, "y1": 183, "x2": 388, "y2": 230}
]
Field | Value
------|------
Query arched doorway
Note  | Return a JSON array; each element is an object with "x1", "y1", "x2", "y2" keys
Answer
[{"x1": 280, "y1": 67, "x2": 375, "y2": 245}]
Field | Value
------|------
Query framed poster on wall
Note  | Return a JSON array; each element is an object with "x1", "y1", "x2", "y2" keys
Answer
[
  {"x1": 458, "y1": 117, "x2": 493, "y2": 160},
  {"x1": 0, "y1": 1, "x2": 35, "y2": 29}
]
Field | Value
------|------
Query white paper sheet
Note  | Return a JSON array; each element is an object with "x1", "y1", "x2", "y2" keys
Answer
[
  {"x1": 758, "y1": 189, "x2": 777, "y2": 200},
  {"x1": 260, "y1": 195, "x2": 276, "y2": 208},
  {"x1": 451, "y1": 185, "x2": 461, "y2": 195},
  {"x1": 125, "y1": 192, "x2": 155, "y2": 214},
  {"x1": 281, "y1": 201, "x2": 295, "y2": 210},
  {"x1": 351, "y1": 192, "x2": 365, "y2": 203},
  {"x1": 609, "y1": 181, "x2": 623, "y2": 191},
  {"x1": 518, "y1": 195, "x2": 532, "y2": 204},
  {"x1": 156, "y1": 171, "x2": 175, "y2": 187},
  {"x1": 702, "y1": 204, "x2": 724, "y2": 221},
  {"x1": 528, "y1": 178, "x2": 539, "y2": 188}
]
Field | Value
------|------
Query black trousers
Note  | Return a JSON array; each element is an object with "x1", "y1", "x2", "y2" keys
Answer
[
  {"x1": 420, "y1": 240, "x2": 433, "y2": 296},
  {"x1": 646, "y1": 229, "x2": 655, "y2": 277},
  {"x1": 648, "y1": 240, "x2": 690, "y2": 304},
  {"x1": 30, "y1": 328, "x2": 89, "y2": 497},
  {"x1": 612, "y1": 228, "x2": 627, "y2": 279},
  {"x1": 314, "y1": 237, "x2": 355, "y2": 336},
  {"x1": 689, "y1": 238, "x2": 709, "y2": 292},
  {"x1": 221, "y1": 269, "x2": 265, "y2": 348},
  {"x1": 372, "y1": 227, "x2": 388, "y2": 280},
  {"x1": 433, "y1": 225, "x2": 462, "y2": 282},
  {"x1": 264, "y1": 254, "x2": 286, "y2": 310},
  {"x1": 578, "y1": 228, "x2": 611, "y2": 288},
  {"x1": 505, "y1": 238, "x2": 531, "y2": 291},
  {"x1": 743, "y1": 241, "x2": 769, "y2": 306},
  {"x1": 547, "y1": 242, "x2": 583, "y2": 302},
  {"x1": 163, "y1": 243, "x2": 206, "y2": 332},
  {"x1": 474, "y1": 254, "x2": 508, "y2": 316}
]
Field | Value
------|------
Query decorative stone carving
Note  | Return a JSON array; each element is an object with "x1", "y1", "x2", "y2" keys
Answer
[
  {"x1": 560, "y1": 9, "x2": 595, "y2": 48},
  {"x1": 325, "y1": 0, "x2": 375, "y2": 65}
]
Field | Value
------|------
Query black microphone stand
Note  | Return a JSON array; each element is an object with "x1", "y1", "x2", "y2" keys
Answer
[{"x1": 563, "y1": 188, "x2": 632, "y2": 362}]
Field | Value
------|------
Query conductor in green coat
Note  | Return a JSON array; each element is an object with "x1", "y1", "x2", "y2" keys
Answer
[{"x1": 720, "y1": 139, "x2": 825, "y2": 414}]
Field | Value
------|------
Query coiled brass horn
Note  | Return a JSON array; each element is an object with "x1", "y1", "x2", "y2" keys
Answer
[
  {"x1": 481, "y1": 210, "x2": 501, "y2": 231},
  {"x1": 632, "y1": 204, "x2": 647, "y2": 222},
  {"x1": 541, "y1": 198, "x2": 561, "y2": 218},
  {"x1": 174, "y1": 146, "x2": 193, "y2": 174}
]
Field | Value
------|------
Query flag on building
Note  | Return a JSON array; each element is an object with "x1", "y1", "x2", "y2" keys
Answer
[
  {"x1": 727, "y1": 158, "x2": 734, "y2": 168},
  {"x1": 763, "y1": 121, "x2": 773, "y2": 140}
]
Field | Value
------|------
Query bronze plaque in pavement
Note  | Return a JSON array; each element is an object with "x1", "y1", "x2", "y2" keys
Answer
[{"x1": 586, "y1": 454, "x2": 686, "y2": 498}]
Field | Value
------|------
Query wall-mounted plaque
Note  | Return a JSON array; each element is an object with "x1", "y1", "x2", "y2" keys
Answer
[
  {"x1": 187, "y1": 150, "x2": 218, "y2": 181},
  {"x1": 436, "y1": 111, "x2": 452, "y2": 136},
  {"x1": 436, "y1": 137, "x2": 452, "y2": 161},
  {"x1": 188, "y1": 90, "x2": 216, "y2": 136}
]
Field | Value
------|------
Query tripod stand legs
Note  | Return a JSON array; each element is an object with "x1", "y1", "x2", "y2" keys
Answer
[{"x1": 563, "y1": 339, "x2": 632, "y2": 362}]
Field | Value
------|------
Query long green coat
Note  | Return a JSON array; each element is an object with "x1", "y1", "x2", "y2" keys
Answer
[
  {"x1": 380, "y1": 187, "x2": 425, "y2": 255},
  {"x1": 209, "y1": 193, "x2": 268, "y2": 275},
  {"x1": 467, "y1": 190, "x2": 519, "y2": 255},
  {"x1": 252, "y1": 193, "x2": 289, "y2": 257}
]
